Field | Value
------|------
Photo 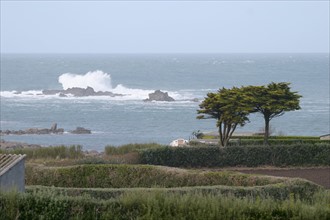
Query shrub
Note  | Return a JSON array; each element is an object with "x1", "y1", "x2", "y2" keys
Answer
[
  {"x1": 26, "y1": 164, "x2": 289, "y2": 188},
  {"x1": 139, "y1": 143, "x2": 330, "y2": 167},
  {"x1": 104, "y1": 143, "x2": 163, "y2": 155}
]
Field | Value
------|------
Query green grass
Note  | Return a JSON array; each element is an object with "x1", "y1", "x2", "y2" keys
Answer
[
  {"x1": 0, "y1": 145, "x2": 84, "y2": 160},
  {"x1": 1, "y1": 189, "x2": 329, "y2": 219}
]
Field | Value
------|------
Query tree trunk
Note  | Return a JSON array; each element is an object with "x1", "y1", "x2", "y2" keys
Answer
[
  {"x1": 264, "y1": 117, "x2": 270, "y2": 145},
  {"x1": 218, "y1": 123, "x2": 224, "y2": 147}
]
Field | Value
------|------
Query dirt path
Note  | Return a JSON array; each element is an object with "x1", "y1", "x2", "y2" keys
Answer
[{"x1": 233, "y1": 167, "x2": 330, "y2": 189}]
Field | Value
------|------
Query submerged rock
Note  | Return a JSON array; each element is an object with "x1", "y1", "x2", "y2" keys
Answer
[{"x1": 144, "y1": 90, "x2": 175, "y2": 102}]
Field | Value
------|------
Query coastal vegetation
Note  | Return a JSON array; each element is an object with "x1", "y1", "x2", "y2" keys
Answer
[
  {"x1": 0, "y1": 145, "x2": 83, "y2": 160},
  {"x1": 244, "y1": 82, "x2": 302, "y2": 144},
  {"x1": 197, "y1": 82, "x2": 302, "y2": 146},
  {"x1": 140, "y1": 143, "x2": 330, "y2": 167},
  {"x1": 1, "y1": 139, "x2": 329, "y2": 219},
  {"x1": 1, "y1": 189, "x2": 329, "y2": 220}
]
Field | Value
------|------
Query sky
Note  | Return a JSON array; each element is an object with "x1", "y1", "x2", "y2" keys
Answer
[{"x1": 1, "y1": 1, "x2": 329, "y2": 53}]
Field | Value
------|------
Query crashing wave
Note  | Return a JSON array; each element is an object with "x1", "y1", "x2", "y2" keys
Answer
[{"x1": 0, "y1": 70, "x2": 199, "y2": 102}]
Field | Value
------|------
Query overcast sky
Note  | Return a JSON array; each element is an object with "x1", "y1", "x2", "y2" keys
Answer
[{"x1": 1, "y1": 1, "x2": 329, "y2": 53}]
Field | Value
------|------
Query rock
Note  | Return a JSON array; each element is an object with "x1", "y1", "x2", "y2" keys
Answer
[
  {"x1": 42, "y1": 89, "x2": 63, "y2": 95},
  {"x1": 65, "y1": 87, "x2": 95, "y2": 97},
  {"x1": 70, "y1": 127, "x2": 91, "y2": 134},
  {"x1": 42, "y1": 87, "x2": 122, "y2": 97},
  {"x1": 0, "y1": 124, "x2": 64, "y2": 135},
  {"x1": 144, "y1": 90, "x2": 175, "y2": 102},
  {"x1": 50, "y1": 123, "x2": 57, "y2": 131}
]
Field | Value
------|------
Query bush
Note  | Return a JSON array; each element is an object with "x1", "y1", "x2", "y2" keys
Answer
[
  {"x1": 139, "y1": 143, "x2": 330, "y2": 167},
  {"x1": 26, "y1": 164, "x2": 287, "y2": 188},
  {"x1": 104, "y1": 143, "x2": 163, "y2": 155}
]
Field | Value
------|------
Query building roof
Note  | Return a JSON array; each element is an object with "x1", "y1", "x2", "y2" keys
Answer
[
  {"x1": 320, "y1": 134, "x2": 330, "y2": 137},
  {"x1": 0, "y1": 154, "x2": 26, "y2": 176}
]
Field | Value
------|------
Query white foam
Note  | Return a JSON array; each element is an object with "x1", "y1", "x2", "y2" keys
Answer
[
  {"x1": 0, "y1": 90, "x2": 45, "y2": 98},
  {"x1": 59, "y1": 70, "x2": 112, "y2": 92},
  {"x1": 111, "y1": 84, "x2": 153, "y2": 100}
]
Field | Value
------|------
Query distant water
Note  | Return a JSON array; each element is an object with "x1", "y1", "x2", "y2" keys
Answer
[{"x1": 1, "y1": 54, "x2": 329, "y2": 151}]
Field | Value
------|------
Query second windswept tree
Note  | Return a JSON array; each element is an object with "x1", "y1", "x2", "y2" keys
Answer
[
  {"x1": 244, "y1": 82, "x2": 302, "y2": 145},
  {"x1": 197, "y1": 87, "x2": 252, "y2": 147}
]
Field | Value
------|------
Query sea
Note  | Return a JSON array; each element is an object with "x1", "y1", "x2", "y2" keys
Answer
[{"x1": 1, "y1": 53, "x2": 329, "y2": 151}]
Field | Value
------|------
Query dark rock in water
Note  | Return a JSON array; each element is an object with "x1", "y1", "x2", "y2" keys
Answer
[
  {"x1": 0, "y1": 124, "x2": 64, "y2": 135},
  {"x1": 144, "y1": 90, "x2": 175, "y2": 102},
  {"x1": 65, "y1": 87, "x2": 96, "y2": 97},
  {"x1": 42, "y1": 86, "x2": 123, "y2": 97},
  {"x1": 191, "y1": 98, "x2": 199, "y2": 102},
  {"x1": 42, "y1": 89, "x2": 63, "y2": 95},
  {"x1": 70, "y1": 127, "x2": 91, "y2": 134}
]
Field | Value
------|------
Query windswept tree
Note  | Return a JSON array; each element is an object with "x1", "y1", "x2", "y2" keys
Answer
[
  {"x1": 245, "y1": 82, "x2": 302, "y2": 145},
  {"x1": 197, "y1": 87, "x2": 252, "y2": 147}
]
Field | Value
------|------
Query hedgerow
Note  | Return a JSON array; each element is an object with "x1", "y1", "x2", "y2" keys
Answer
[
  {"x1": 25, "y1": 164, "x2": 284, "y2": 188},
  {"x1": 26, "y1": 177, "x2": 321, "y2": 201},
  {"x1": 139, "y1": 143, "x2": 330, "y2": 167}
]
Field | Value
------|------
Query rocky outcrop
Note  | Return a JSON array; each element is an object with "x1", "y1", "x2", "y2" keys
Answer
[
  {"x1": 0, "y1": 123, "x2": 92, "y2": 136},
  {"x1": 42, "y1": 87, "x2": 123, "y2": 97},
  {"x1": 0, "y1": 123, "x2": 64, "y2": 135},
  {"x1": 70, "y1": 127, "x2": 91, "y2": 134},
  {"x1": 144, "y1": 90, "x2": 175, "y2": 102}
]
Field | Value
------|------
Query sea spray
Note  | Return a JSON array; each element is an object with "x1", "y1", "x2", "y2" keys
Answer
[{"x1": 59, "y1": 70, "x2": 113, "y2": 92}]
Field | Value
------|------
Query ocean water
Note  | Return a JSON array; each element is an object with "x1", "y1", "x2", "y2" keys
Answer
[{"x1": 1, "y1": 53, "x2": 329, "y2": 151}]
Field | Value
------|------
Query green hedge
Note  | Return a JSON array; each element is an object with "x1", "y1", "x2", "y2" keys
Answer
[
  {"x1": 139, "y1": 144, "x2": 330, "y2": 167},
  {"x1": 105, "y1": 143, "x2": 163, "y2": 155},
  {"x1": 1, "y1": 189, "x2": 329, "y2": 220},
  {"x1": 26, "y1": 164, "x2": 284, "y2": 188},
  {"x1": 235, "y1": 139, "x2": 329, "y2": 146},
  {"x1": 26, "y1": 177, "x2": 322, "y2": 201}
]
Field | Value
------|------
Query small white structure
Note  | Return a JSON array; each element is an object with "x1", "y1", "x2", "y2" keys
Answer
[
  {"x1": 169, "y1": 139, "x2": 189, "y2": 147},
  {"x1": 320, "y1": 134, "x2": 330, "y2": 140}
]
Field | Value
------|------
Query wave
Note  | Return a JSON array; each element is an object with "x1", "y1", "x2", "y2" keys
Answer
[
  {"x1": 59, "y1": 70, "x2": 112, "y2": 92},
  {"x1": 1, "y1": 70, "x2": 199, "y2": 101}
]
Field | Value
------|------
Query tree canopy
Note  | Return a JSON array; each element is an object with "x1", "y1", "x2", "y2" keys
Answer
[
  {"x1": 197, "y1": 86, "x2": 251, "y2": 147},
  {"x1": 197, "y1": 82, "x2": 302, "y2": 146},
  {"x1": 245, "y1": 82, "x2": 302, "y2": 144}
]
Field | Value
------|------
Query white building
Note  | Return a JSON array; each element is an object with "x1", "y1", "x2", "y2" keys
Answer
[{"x1": 169, "y1": 139, "x2": 189, "y2": 147}]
